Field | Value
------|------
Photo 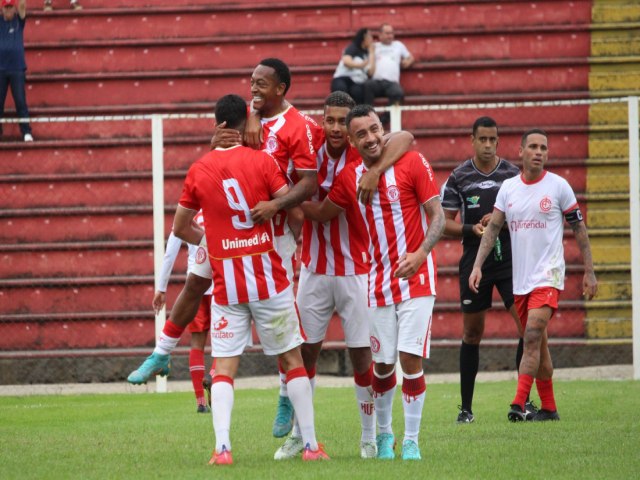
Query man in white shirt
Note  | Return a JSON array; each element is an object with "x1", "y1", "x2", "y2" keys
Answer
[{"x1": 363, "y1": 23, "x2": 414, "y2": 122}]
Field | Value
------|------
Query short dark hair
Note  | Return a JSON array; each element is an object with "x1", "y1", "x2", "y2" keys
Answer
[
  {"x1": 214, "y1": 94, "x2": 247, "y2": 130},
  {"x1": 346, "y1": 104, "x2": 376, "y2": 130},
  {"x1": 325, "y1": 91, "x2": 356, "y2": 109},
  {"x1": 521, "y1": 128, "x2": 548, "y2": 146},
  {"x1": 352, "y1": 27, "x2": 370, "y2": 48},
  {"x1": 472, "y1": 116, "x2": 498, "y2": 136},
  {"x1": 258, "y1": 57, "x2": 291, "y2": 96}
]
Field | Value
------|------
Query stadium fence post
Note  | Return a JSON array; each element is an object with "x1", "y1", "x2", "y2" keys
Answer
[
  {"x1": 628, "y1": 96, "x2": 640, "y2": 381},
  {"x1": 152, "y1": 114, "x2": 168, "y2": 393}
]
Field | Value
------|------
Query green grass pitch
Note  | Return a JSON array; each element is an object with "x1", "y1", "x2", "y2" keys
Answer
[{"x1": 1, "y1": 379, "x2": 639, "y2": 479}]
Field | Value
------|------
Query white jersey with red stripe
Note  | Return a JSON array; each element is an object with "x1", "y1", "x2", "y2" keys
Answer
[
  {"x1": 495, "y1": 170, "x2": 578, "y2": 295},
  {"x1": 260, "y1": 104, "x2": 323, "y2": 236},
  {"x1": 179, "y1": 145, "x2": 290, "y2": 305},
  {"x1": 329, "y1": 151, "x2": 440, "y2": 307},
  {"x1": 300, "y1": 142, "x2": 370, "y2": 276}
]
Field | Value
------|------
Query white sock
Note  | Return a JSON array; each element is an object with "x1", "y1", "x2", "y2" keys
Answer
[
  {"x1": 402, "y1": 371, "x2": 426, "y2": 444},
  {"x1": 287, "y1": 376, "x2": 317, "y2": 450},
  {"x1": 211, "y1": 380, "x2": 234, "y2": 452},
  {"x1": 279, "y1": 371, "x2": 288, "y2": 397},
  {"x1": 154, "y1": 332, "x2": 179, "y2": 355},
  {"x1": 373, "y1": 368, "x2": 396, "y2": 435},
  {"x1": 290, "y1": 374, "x2": 315, "y2": 438},
  {"x1": 355, "y1": 384, "x2": 376, "y2": 443}
]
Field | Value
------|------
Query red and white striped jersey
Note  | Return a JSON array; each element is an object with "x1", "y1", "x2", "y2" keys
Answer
[
  {"x1": 179, "y1": 145, "x2": 291, "y2": 305},
  {"x1": 329, "y1": 151, "x2": 440, "y2": 307},
  {"x1": 301, "y1": 142, "x2": 370, "y2": 276},
  {"x1": 260, "y1": 105, "x2": 323, "y2": 236}
]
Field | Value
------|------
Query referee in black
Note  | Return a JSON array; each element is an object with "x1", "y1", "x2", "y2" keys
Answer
[{"x1": 441, "y1": 116, "x2": 534, "y2": 423}]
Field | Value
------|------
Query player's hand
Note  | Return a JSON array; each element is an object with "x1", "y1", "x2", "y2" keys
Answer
[
  {"x1": 468, "y1": 267, "x2": 482, "y2": 293},
  {"x1": 357, "y1": 169, "x2": 380, "y2": 204},
  {"x1": 394, "y1": 250, "x2": 427, "y2": 279},
  {"x1": 244, "y1": 113, "x2": 263, "y2": 150},
  {"x1": 152, "y1": 291, "x2": 166, "y2": 315},
  {"x1": 472, "y1": 222, "x2": 485, "y2": 237},
  {"x1": 210, "y1": 121, "x2": 242, "y2": 150},
  {"x1": 250, "y1": 200, "x2": 278, "y2": 224},
  {"x1": 480, "y1": 213, "x2": 492, "y2": 227},
  {"x1": 582, "y1": 271, "x2": 598, "y2": 300}
]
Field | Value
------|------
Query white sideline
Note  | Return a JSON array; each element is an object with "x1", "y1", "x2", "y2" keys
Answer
[{"x1": 0, "y1": 365, "x2": 632, "y2": 397}]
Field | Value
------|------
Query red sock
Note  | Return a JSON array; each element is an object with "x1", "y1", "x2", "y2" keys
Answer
[
  {"x1": 535, "y1": 378, "x2": 557, "y2": 412},
  {"x1": 512, "y1": 374, "x2": 534, "y2": 409},
  {"x1": 163, "y1": 319, "x2": 185, "y2": 338},
  {"x1": 278, "y1": 358, "x2": 286, "y2": 375},
  {"x1": 189, "y1": 349, "x2": 205, "y2": 402},
  {"x1": 306, "y1": 365, "x2": 316, "y2": 379},
  {"x1": 402, "y1": 375, "x2": 426, "y2": 398},
  {"x1": 354, "y1": 363, "x2": 373, "y2": 387},
  {"x1": 372, "y1": 370, "x2": 397, "y2": 394}
]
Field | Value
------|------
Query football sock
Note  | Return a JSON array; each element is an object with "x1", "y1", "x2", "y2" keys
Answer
[
  {"x1": 278, "y1": 360, "x2": 288, "y2": 397},
  {"x1": 402, "y1": 371, "x2": 426, "y2": 444},
  {"x1": 286, "y1": 367, "x2": 317, "y2": 451},
  {"x1": 535, "y1": 378, "x2": 557, "y2": 412},
  {"x1": 354, "y1": 363, "x2": 375, "y2": 442},
  {"x1": 189, "y1": 348, "x2": 206, "y2": 403},
  {"x1": 154, "y1": 319, "x2": 184, "y2": 355},
  {"x1": 290, "y1": 366, "x2": 317, "y2": 438},
  {"x1": 211, "y1": 375, "x2": 234, "y2": 453},
  {"x1": 512, "y1": 374, "x2": 534, "y2": 409},
  {"x1": 460, "y1": 341, "x2": 479, "y2": 412},
  {"x1": 372, "y1": 367, "x2": 397, "y2": 435},
  {"x1": 515, "y1": 338, "x2": 531, "y2": 402}
]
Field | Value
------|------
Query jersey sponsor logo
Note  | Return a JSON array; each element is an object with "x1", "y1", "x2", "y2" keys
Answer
[
  {"x1": 214, "y1": 318, "x2": 229, "y2": 331},
  {"x1": 509, "y1": 219, "x2": 547, "y2": 232},
  {"x1": 370, "y1": 335, "x2": 381, "y2": 353},
  {"x1": 419, "y1": 153, "x2": 434, "y2": 181},
  {"x1": 222, "y1": 232, "x2": 271, "y2": 250},
  {"x1": 264, "y1": 136, "x2": 279, "y2": 154},
  {"x1": 196, "y1": 247, "x2": 207, "y2": 264},
  {"x1": 305, "y1": 124, "x2": 316, "y2": 155},
  {"x1": 213, "y1": 318, "x2": 234, "y2": 339},
  {"x1": 539, "y1": 196, "x2": 552, "y2": 213},
  {"x1": 478, "y1": 180, "x2": 497, "y2": 189},
  {"x1": 466, "y1": 196, "x2": 480, "y2": 209},
  {"x1": 386, "y1": 185, "x2": 400, "y2": 202}
]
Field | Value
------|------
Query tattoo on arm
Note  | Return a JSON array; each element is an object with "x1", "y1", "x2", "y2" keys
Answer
[
  {"x1": 473, "y1": 221, "x2": 500, "y2": 269},
  {"x1": 571, "y1": 221, "x2": 595, "y2": 272}
]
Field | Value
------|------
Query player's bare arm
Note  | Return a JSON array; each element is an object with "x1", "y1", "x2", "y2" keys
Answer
[
  {"x1": 469, "y1": 209, "x2": 505, "y2": 292},
  {"x1": 250, "y1": 171, "x2": 317, "y2": 224},
  {"x1": 173, "y1": 206, "x2": 204, "y2": 245},
  {"x1": 243, "y1": 104, "x2": 263, "y2": 150},
  {"x1": 395, "y1": 196, "x2": 445, "y2": 279},
  {"x1": 300, "y1": 198, "x2": 343, "y2": 224},
  {"x1": 570, "y1": 220, "x2": 598, "y2": 300},
  {"x1": 209, "y1": 121, "x2": 242, "y2": 150},
  {"x1": 357, "y1": 130, "x2": 414, "y2": 204}
]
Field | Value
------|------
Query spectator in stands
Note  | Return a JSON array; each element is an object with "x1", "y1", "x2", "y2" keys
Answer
[
  {"x1": 330, "y1": 28, "x2": 375, "y2": 104},
  {"x1": 1, "y1": 0, "x2": 33, "y2": 142},
  {"x1": 363, "y1": 23, "x2": 414, "y2": 125},
  {"x1": 43, "y1": 0, "x2": 81, "y2": 11}
]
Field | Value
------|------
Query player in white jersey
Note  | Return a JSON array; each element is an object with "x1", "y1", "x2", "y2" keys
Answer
[
  {"x1": 152, "y1": 210, "x2": 214, "y2": 413},
  {"x1": 274, "y1": 92, "x2": 414, "y2": 460},
  {"x1": 301, "y1": 105, "x2": 445, "y2": 461},
  {"x1": 176, "y1": 94, "x2": 328, "y2": 464},
  {"x1": 469, "y1": 129, "x2": 597, "y2": 422}
]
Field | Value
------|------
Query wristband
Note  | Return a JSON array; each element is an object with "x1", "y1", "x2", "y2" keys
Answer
[{"x1": 462, "y1": 224, "x2": 474, "y2": 238}]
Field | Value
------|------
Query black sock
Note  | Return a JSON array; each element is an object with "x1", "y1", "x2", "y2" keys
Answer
[{"x1": 460, "y1": 341, "x2": 479, "y2": 412}]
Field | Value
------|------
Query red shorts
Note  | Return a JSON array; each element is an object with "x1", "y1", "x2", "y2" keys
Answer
[
  {"x1": 188, "y1": 295, "x2": 212, "y2": 333},
  {"x1": 514, "y1": 287, "x2": 559, "y2": 329}
]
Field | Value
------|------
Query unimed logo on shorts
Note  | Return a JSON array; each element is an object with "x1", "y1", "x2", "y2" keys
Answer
[{"x1": 213, "y1": 318, "x2": 234, "y2": 339}]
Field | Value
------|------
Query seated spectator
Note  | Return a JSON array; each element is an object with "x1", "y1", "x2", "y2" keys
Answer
[
  {"x1": 330, "y1": 28, "x2": 374, "y2": 105},
  {"x1": 364, "y1": 23, "x2": 414, "y2": 124},
  {"x1": 43, "y1": 0, "x2": 81, "y2": 11},
  {"x1": 1, "y1": 0, "x2": 33, "y2": 141}
]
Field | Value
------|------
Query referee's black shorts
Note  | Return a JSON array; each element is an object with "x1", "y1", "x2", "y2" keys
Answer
[{"x1": 458, "y1": 247, "x2": 514, "y2": 314}]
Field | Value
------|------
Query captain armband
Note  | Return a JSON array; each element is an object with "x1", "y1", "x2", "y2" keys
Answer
[{"x1": 564, "y1": 208, "x2": 583, "y2": 225}]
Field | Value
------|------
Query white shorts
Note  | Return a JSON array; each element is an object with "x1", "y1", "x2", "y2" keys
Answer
[
  {"x1": 210, "y1": 286, "x2": 303, "y2": 357},
  {"x1": 274, "y1": 229, "x2": 297, "y2": 283},
  {"x1": 368, "y1": 296, "x2": 435, "y2": 364},
  {"x1": 191, "y1": 236, "x2": 213, "y2": 279},
  {"x1": 296, "y1": 267, "x2": 369, "y2": 347}
]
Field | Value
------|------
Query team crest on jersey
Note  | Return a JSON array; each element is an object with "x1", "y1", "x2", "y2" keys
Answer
[
  {"x1": 386, "y1": 185, "x2": 400, "y2": 202},
  {"x1": 370, "y1": 335, "x2": 381, "y2": 353},
  {"x1": 195, "y1": 246, "x2": 207, "y2": 264},
  {"x1": 539, "y1": 196, "x2": 552, "y2": 213},
  {"x1": 466, "y1": 196, "x2": 480, "y2": 208},
  {"x1": 264, "y1": 136, "x2": 279, "y2": 154}
]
